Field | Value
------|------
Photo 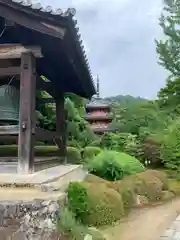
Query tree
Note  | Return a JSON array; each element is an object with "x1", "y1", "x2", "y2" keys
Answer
[
  {"x1": 156, "y1": 0, "x2": 180, "y2": 76},
  {"x1": 111, "y1": 100, "x2": 169, "y2": 136},
  {"x1": 156, "y1": 0, "x2": 180, "y2": 110},
  {"x1": 158, "y1": 75, "x2": 180, "y2": 112}
]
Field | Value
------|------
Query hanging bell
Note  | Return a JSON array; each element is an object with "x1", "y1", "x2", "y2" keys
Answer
[{"x1": 0, "y1": 85, "x2": 20, "y2": 124}]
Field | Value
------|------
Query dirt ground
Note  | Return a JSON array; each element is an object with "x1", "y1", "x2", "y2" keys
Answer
[{"x1": 102, "y1": 198, "x2": 180, "y2": 240}]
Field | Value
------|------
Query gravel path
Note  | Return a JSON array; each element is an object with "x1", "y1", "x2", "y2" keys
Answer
[{"x1": 103, "y1": 198, "x2": 180, "y2": 240}]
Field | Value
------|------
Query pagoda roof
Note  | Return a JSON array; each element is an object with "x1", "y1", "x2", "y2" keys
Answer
[
  {"x1": 86, "y1": 98, "x2": 110, "y2": 109},
  {"x1": 0, "y1": 0, "x2": 96, "y2": 98},
  {"x1": 91, "y1": 127, "x2": 117, "y2": 133}
]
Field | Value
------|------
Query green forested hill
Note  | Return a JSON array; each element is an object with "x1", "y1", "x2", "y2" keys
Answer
[{"x1": 104, "y1": 95, "x2": 147, "y2": 105}]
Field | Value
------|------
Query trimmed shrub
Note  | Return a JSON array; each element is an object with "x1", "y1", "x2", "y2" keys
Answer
[
  {"x1": 127, "y1": 171, "x2": 168, "y2": 202},
  {"x1": 82, "y1": 147, "x2": 102, "y2": 160},
  {"x1": 85, "y1": 174, "x2": 113, "y2": 188},
  {"x1": 112, "y1": 170, "x2": 169, "y2": 205},
  {"x1": 57, "y1": 206, "x2": 86, "y2": 240},
  {"x1": 141, "y1": 170, "x2": 169, "y2": 190},
  {"x1": 67, "y1": 182, "x2": 124, "y2": 226},
  {"x1": 86, "y1": 150, "x2": 145, "y2": 181},
  {"x1": 114, "y1": 180, "x2": 136, "y2": 209},
  {"x1": 138, "y1": 173, "x2": 163, "y2": 201},
  {"x1": 0, "y1": 145, "x2": 82, "y2": 164},
  {"x1": 67, "y1": 147, "x2": 82, "y2": 164},
  {"x1": 0, "y1": 145, "x2": 59, "y2": 157},
  {"x1": 168, "y1": 179, "x2": 180, "y2": 196}
]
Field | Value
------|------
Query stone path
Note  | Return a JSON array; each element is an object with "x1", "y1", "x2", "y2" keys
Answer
[{"x1": 160, "y1": 215, "x2": 180, "y2": 239}]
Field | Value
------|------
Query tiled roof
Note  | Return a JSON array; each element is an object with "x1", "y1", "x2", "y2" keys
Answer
[
  {"x1": 6, "y1": 0, "x2": 94, "y2": 92},
  {"x1": 11, "y1": 0, "x2": 76, "y2": 17},
  {"x1": 86, "y1": 98, "x2": 110, "y2": 108}
]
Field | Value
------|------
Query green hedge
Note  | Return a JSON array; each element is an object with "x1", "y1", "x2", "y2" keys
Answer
[
  {"x1": 82, "y1": 146, "x2": 102, "y2": 160},
  {"x1": 67, "y1": 181, "x2": 124, "y2": 226},
  {"x1": 67, "y1": 147, "x2": 82, "y2": 164},
  {"x1": 112, "y1": 170, "x2": 170, "y2": 204},
  {"x1": 86, "y1": 150, "x2": 145, "y2": 181},
  {"x1": 0, "y1": 145, "x2": 81, "y2": 164},
  {"x1": 0, "y1": 145, "x2": 60, "y2": 157}
]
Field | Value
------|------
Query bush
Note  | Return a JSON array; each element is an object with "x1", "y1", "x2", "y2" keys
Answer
[
  {"x1": 67, "y1": 182, "x2": 124, "y2": 226},
  {"x1": 0, "y1": 145, "x2": 60, "y2": 157},
  {"x1": 141, "y1": 136, "x2": 163, "y2": 167},
  {"x1": 129, "y1": 170, "x2": 169, "y2": 202},
  {"x1": 67, "y1": 182, "x2": 90, "y2": 223},
  {"x1": 142, "y1": 170, "x2": 169, "y2": 190},
  {"x1": 67, "y1": 147, "x2": 82, "y2": 164},
  {"x1": 169, "y1": 179, "x2": 180, "y2": 195},
  {"x1": 86, "y1": 150, "x2": 145, "y2": 181},
  {"x1": 160, "y1": 121, "x2": 180, "y2": 170},
  {"x1": 112, "y1": 170, "x2": 169, "y2": 204},
  {"x1": 85, "y1": 174, "x2": 113, "y2": 188},
  {"x1": 57, "y1": 206, "x2": 86, "y2": 240},
  {"x1": 114, "y1": 180, "x2": 136, "y2": 209},
  {"x1": 82, "y1": 147, "x2": 102, "y2": 160}
]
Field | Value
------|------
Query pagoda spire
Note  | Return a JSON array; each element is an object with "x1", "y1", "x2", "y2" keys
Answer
[{"x1": 96, "y1": 75, "x2": 100, "y2": 99}]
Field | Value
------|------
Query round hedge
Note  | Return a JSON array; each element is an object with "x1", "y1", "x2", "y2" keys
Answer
[
  {"x1": 86, "y1": 150, "x2": 145, "y2": 181},
  {"x1": 67, "y1": 181, "x2": 124, "y2": 226},
  {"x1": 82, "y1": 146, "x2": 102, "y2": 160},
  {"x1": 113, "y1": 170, "x2": 169, "y2": 203},
  {"x1": 67, "y1": 147, "x2": 82, "y2": 164}
]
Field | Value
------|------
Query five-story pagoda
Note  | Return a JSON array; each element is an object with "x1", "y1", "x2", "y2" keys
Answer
[{"x1": 85, "y1": 76, "x2": 115, "y2": 134}]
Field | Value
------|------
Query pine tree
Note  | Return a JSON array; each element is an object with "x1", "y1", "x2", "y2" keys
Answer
[{"x1": 156, "y1": 0, "x2": 180, "y2": 76}]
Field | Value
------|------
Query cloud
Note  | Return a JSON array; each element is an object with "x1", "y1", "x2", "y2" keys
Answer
[{"x1": 41, "y1": 0, "x2": 168, "y2": 99}]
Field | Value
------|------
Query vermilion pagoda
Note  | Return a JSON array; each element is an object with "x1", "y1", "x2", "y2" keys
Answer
[{"x1": 85, "y1": 76, "x2": 115, "y2": 134}]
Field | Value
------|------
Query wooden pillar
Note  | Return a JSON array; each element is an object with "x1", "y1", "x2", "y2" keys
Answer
[
  {"x1": 18, "y1": 52, "x2": 36, "y2": 174},
  {"x1": 55, "y1": 94, "x2": 67, "y2": 162}
]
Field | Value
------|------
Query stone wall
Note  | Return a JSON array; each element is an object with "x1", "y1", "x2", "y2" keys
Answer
[{"x1": 0, "y1": 199, "x2": 62, "y2": 240}]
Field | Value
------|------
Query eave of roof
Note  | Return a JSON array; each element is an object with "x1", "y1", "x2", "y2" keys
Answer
[{"x1": 0, "y1": 0, "x2": 96, "y2": 98}]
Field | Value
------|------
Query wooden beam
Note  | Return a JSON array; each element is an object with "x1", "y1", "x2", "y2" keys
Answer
[
  {"x1": 0, "y1": 66, "x2": 20, "y2": 77},
  {"x1": 0, "y1": 2, "x2": 66, "y2": 40},
  {"x1": 18, "y1": 52, "x2": 36, "y2": 174},
  {"x1": 0, "y1": 44, "x2": 43, "y2": 59}
]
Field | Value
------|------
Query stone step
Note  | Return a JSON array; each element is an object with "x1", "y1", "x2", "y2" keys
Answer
[
  {"x1": 39, "y1": 164, "x2": 87, "y2": 192},
  {"x1": 0, "y1": 164, "x2": 87, "y2": 194}
]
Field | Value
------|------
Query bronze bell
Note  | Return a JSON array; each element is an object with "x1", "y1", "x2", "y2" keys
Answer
[{"x1": 0, "y1": 85, "x2": 20, "y2": 124}]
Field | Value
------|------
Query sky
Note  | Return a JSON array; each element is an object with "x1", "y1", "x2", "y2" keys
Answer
[{"x1": 40, "y1": 0, "x2": 168, "y2": 99}]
